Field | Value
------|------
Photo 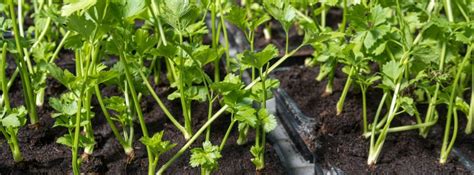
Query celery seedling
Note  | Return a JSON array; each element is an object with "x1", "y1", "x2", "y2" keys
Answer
[
  {"x1": 0, "y1": 43, "x2": 27, "y2": 162},
  {"x1": 225, "y1": 4, "x2": 270, "y2": 78},
  {"x1": 240, "y1": 45, "x2": 279, "y2": 170},
  {"x1": 0, "y1": 106, "x2": 27, "y2": 162},
  {"x1": 5, "y1": 0, "x2": 38, "y2": 125},
  {"x1": 158, "y1": 42, "x2": 306, "y2": 174},
  {"x1": 263, "y1": 0, "x2": 297, "y2": 55},
  {"x1": 440, "y1": 45, "x2": 472, "y2": 164},
  {"x1": 140, "y1": 131, "x2": 176, "y2": 175},
  {"x1": 190, "y1": 141, "x2": 222, "y2": 175}
]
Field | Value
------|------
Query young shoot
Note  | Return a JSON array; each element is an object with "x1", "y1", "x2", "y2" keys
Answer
[
  {"x1": 140, "y1": 131, "x2": 176, "y2": 175},
  {"x1": 0, "y1": 106, "x2": 27, "y2": 162},
  {"x1": 190, "y1": 141, "x2": 222, "y2": 175}
]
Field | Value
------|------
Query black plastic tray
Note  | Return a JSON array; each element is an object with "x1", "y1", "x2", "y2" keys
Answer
[{"x1": 272, "y1": 75, "x2": 474, "y2": 174}]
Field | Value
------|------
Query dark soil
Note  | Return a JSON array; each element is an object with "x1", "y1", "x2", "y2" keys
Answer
[
  {"x1": 274, "y1": 66, "x2": 472, "y2": 174},
  {"x1": 0, "y1": 58, "x2": 285, "y2": 174}
]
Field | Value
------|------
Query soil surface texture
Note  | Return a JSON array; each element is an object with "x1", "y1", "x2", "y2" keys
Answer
[
  {"x1": 274, "y1": 66, "x2": 472, "y2": 174},
  {"x1": 0, "y1": 58, "x2": 285, "y2": 174}
]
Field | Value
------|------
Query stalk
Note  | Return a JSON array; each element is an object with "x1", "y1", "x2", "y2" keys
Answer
[
  {"x1": 211, "y1": 0, "x2": 221, "y2": 82},
  {"x1": 83, "y1": 91, "x2": 94, "y2": 156},
  {"x1": 32, "y1": 30, "x2": 71, "y2": 106},
  {"x1": 137, "y1": 69, "x2": 190, "y2": 139},
  {"x1": 368, "y1": 50, "x2": 414, "y2": 165},
  {"x1": 219, "y1": 118, "x2": 236, "y2": 150},
  {"x1": 361, "y1": 85, "x2": 368, "y2": 133},
  {"x1": 94, "y1": 86, "x2": 133, "y2": 155},
  {"x1": 284, "y1": 31, "x2": 289, "y2": 55},
  {"x1": 31, "y1": 17, "x2": 51, "y2": 50},
  {"x1": 72, "y1": 90, "x2": 83, "y2": 175},
  {"x1": 420, "y1": 42, "x2": 446, "y2": 137},
  {"x1": 17, "y1": 0, "x2": 24, "y2": 37},
  {"x1": 368, "y1": 82, "x2": 401, "y2": 165},
  {"x1": 6, "y1": 68, "x2": 18, "y2": 89},
  {"x1": 121, "y1": 53, "x2": 154, "y2": 173},
  {"x1": 10, "y1": 131, "x2": 23, "y2": 162},
  {"x1": 205, "y1": 99, "x2": 212, "y2": 141},
  {"x1": 440, "y1": 45, "x2": 472, "y2": 164},
  {"x1": 0, "y1": 43, "x2": 23, "y2": 162},
  {"x1": 49, "y1": 31, "x2": 72, "y2": 63},
  {"x1": 340, "y1": 0, "x2": 347, "y2": 33},
  {"x1": 82, "y1": 44, "x2": 102, "y2": 156},
  {"x1": 7, "y1": 0, "x2": 38, "y2": 124},
  {"x1": 255, "y1": 68, "x2": 268, "y2": 170},
  {"x1": 466, "y1": 62, "x2": 474, "y2": 134},
  {"x1": 364, "y1": 119, "x2": 437, "y2": 137},
  {"x1": 157, "y1": 45, "x2": 304, "y2": 174},
  {"x1": 438, "y1": 0, "x2": 461, "y2": 164},
  {"x1": 1, "y1": 43, "x2": 10, "y2": 110},
  {"x1": 124, "y1": 84, "x2": 135, "y2": 152},
  {"x1": 336, "y1": 66, "x2": 354, "y2": 115},
  {"x1": 149, "y1": 157, "x2": 159, "y2": 175},
  {"x1": 320, "y1": 3, "x2": 326, "y2": 28},
  {"x1": 149, "y1": 0, "x2": 167, "y2": 46},
  {"x1": 176, "y1": 31, "x2": 193, "y2": 136}
]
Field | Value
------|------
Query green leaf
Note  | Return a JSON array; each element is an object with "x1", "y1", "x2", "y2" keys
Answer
[
  {"x1": 251, "y1": 78, "x2": 280, "y2": 102},
  {"x1": 104, "y1": 96, "x2": 127, "y2": 113},
  {"x1": 225, "y1": 6, "x2": 247, "y2": 30},
  {"x1": 250, "y1": 15, "x2": 271, "y2": 31},
  {"x1": 56, "y1": 135, "x2": 74, "y2": 147},
  {"x1": 168, "y1": 86, "x2": 208, "y2": 102},
  {"x1": 399, "y1": 97, "x2": 416, "y2": 116},
  {"x1": 163, "y1": 0, "x2": 190, "y2": 18},
  {"x1": 370, "y1": 5, "x2": 392, "y2": 27},
  {"x1": 192, "y1": 45, "x2": 223, "y2": 66},
  {"x1": 57, "y1": 134, "x2": 95, "y2": 148},
  {"x1": 211, "y1": 74, "x2": 243, "y2": 93},
  {"x1": 382, "y1": 60, "x2": 402, "y2": 88},
  {"x1": 455, "y1": 97, "x2": 470, "y2": 115},
  {"x1": 139, "y1": 131, "x2": 176, "y2": 157},
  {"x1": 240, "y1": 44, "x2": 278, "y2": 69},
  {"x1": 1, "y1": 106, "x2": 27, "y2": 128},
  {"x1": 259, "y1": 108, "x2": 277, "y2": 132},
  {"x1": 66, "y1": 14, "x2": 96, "y2": 40},
  {"x1": 320, "y1": 0, "x2": 339, "y2": 6},
  {"x1": 134, "y1": 28, "x2": 158, "y2": 55},
  {"x1": 49, "y1": 92, "x2": 78, "y2": 117},
  {"x1": 39, "y1": 61, "x2": 77, "y2": 89},
  {"x1": 250, "y1": 145, "x2": 264, "y2": 168},
  {"x1": 237, "y1": 123, "x2": 249, "y2": 145},
  {"x1": 184, "y1": 21, "x2": 209, "y2": 37},
  {"x1": 2, "y1": 114, "x2": 20, "y2": 127},
  {"x1": 161, "y1": 0, "x2": 198, "y2": 30},
  {"x1": 190, "y1": 141, "x2": 222, "y2": 171},
  {"x1": 264, "y1": 0, "x2": 297, "y2": 32},
  {"x1": 61, "y1": 0, "x2": 97, "y2": 16},
  {"x1": 122, "y1": 0, "x2": 147, "y2": 19},
  {"x1": 235, "y1": 106, "x2": 257, "y2": 127}
]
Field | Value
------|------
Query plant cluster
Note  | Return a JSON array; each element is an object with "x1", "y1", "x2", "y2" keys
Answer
[
  {"x1": 0, "y1": 0, "x2": 314, "y2": 174},
  {"x1": 1, "y1": 0, "x2": 472, "y2": 174},
  {"x1": 304, "y1": 0, "x2": 473, "y2": 166}
]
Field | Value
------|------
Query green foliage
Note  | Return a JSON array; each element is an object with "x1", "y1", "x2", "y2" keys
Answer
[
  {"x1": 1, "y1": 106, "x2": 27, "y2": 128},
  {"x1": 61, "y1": 0, "x2": 97, "y2": 16},
  {"x1": 104, "y1": 96, "x2": 133, "y2": 126},
  {"x1": 190, "y1": 141, "x2": 222, "y2": 172},
  {"x1": 263, "y1": 0, "x2": 297, "y2": 33},
  {"x1": 250, "y1": 145, "x2": 264, "y2": 169},
  {"x1": 226, "y1": 6, "x2": 271, "y2": 33},
  {"x1": 240, "y1": 44, "x2": 278, "y2": 69},
  {"x1": 140, "y1": 131, "x2": 176, "y2": 157}
]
